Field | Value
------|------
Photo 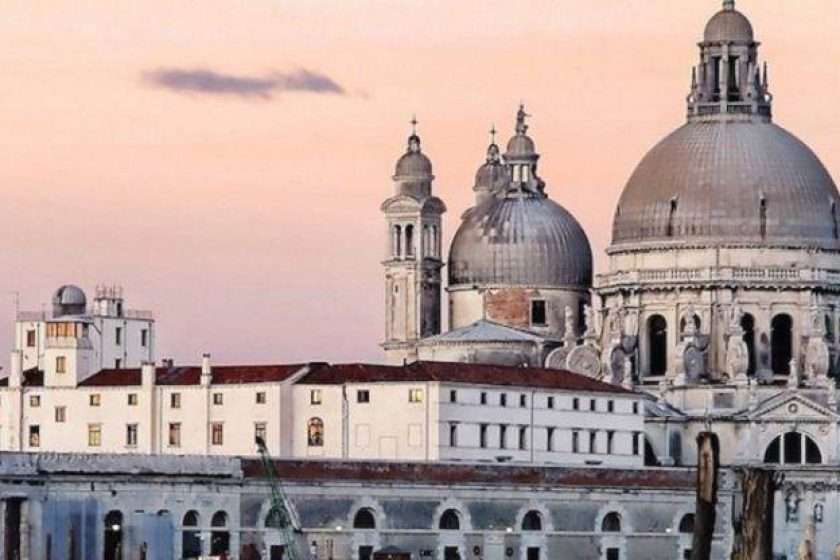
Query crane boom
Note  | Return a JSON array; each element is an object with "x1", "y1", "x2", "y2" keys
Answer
[{"x1": 256, "y1": 437, "x2": 302, "y2": 560}]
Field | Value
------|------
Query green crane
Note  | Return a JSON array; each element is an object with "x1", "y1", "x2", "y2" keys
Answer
[{"x1": 256, "y1": 436, "x2": 303, "y2": 560}]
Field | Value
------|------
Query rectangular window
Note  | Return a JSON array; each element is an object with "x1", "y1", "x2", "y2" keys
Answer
[
  {"x1": 499, "y1": 425, "x2": 507, "y2": 449},
  {"x1": 589, "y1": 431, "x2": 597, "y2": 454},
  {"x1": 547, "y1": 396, "x2": 555, "y2": 409},
  {"x1": 255, "y1": 422, "x2": 267, "y2": 443},
  {"x1": 256, "y1": 391, "x2": 266, "y2": 404},
  {"x1": 54, "y1": 406, "x2": 66, "y2": 423},
  {"x1": 633, "y1": 432, "x2": 640, "y2": 456},
  {"x1": 211, "y1": 423, "x2": 224, "y2": 446},
  {"x1": 213, "y1": 392, "x2": 223, "y2": 405},
  {"x1": 608, "y1": 400, "x2": 615, "y2": 413},
  {"x1": 26, "y1": 330, "x2": 36, "y2": 348},
  {"x1": 170, "y1": 393, "x2": 181, "y2": 409},
  {"x1": 449, "y1": 423, "x2": 458, "y2": 447},
  {"x1": 115, "y1": 327, "x2": 122, "y2": 345},
  {"x1": 310, "y1": 389, "x2": 322, "y2": 405},
  {"x1": 28, "y1": 425, "x2": 40, "y2": 448},
  {"x1": 29, "y1": 395, "x2": 40, "y2": 408},
  {"x1": 114, "y1": 358, "x2": 122, "y2": 369},
  {"x1": 519, "y1": 426, "x2": 527, "y2": 450},
  {"x1": 530, "y1": 300, "x2": 547, "y2": 326},
  {"x1": 480, "y1": 392, "x2": 487, "y2": 405},
  {"x1": 572, "y1": 397, "x2": 579, "y2": 411},
  {"x1": 500, "y1": 393, "x2": 507, "y2": 407},
  {"x1": 520, "y1": 394, "x2": 527, "y2": 408},
  {"x1": 357, "y1": 390, "x2": 370, "y2": 403},
  {"x1": 480, "y1": 424, "x2": 488, "y2": 448},
  {"x1": 590, "y1": 399, "x2": 596, "y2": 412},
  {"x1": 572, "y1": 431, "x2": 580, "y2": 453},
  {"x1": 126, "y1": 424, "x2": 138, "y2": 447},
  {"x1": 88, "y1": 424, "x2": 101, "y2": 447},
  {"x1": 55, "y1": 356, "x2": 66, "y2": 374},
  {"x1": 140, "y1": 329, "x2": 148, "y2": 347},
  {"x1": 607, "y1": 431, "x2": 615, "y2": 455},
  {"x1": 606, "y1": 548, "x2": 620, "y2": 560},
  {"x1": 127, "y1": 393, "x2": 138, "y2": 406},
  {"x1": 547, "y1": 427, "x2": 555, "y2": 452},
  {"x1": 89, "y1": 394, "x2": 101, "y2": 407},
  {"x1": 408, "y1": 388, "x2": 424, "y2": 403},
  {"x1": 168, "y1": 423, "x2": 181, "y2": 447},
  {"x1": 449, "y1": 390, "x2": 457, "y2": 403},
  {"x1": 633, "y1": 401, "x2": 640, "y2": 415}
]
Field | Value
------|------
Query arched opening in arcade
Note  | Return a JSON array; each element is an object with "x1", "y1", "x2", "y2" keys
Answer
[
  {"x1": 741, "y1": 313, "x2": 756, "y2": 376},
  {"x1": 103, "y1": 510, "x2": 123, "y2": 560}
]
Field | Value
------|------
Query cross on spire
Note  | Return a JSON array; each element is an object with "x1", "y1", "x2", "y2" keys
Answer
[
  {"x1": 489, "y1": 124, "x2": 497, "y2": 145},
  {"x1": 410, "y1": 114, "x2": 418, "y2": 135},
  {"x1": 723, "y1": 0, "x2": 735, "y2": 10}
]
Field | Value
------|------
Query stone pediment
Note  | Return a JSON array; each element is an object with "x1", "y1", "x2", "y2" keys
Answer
[{"x1": 739, "y1": 392, "x2": 839, "y2": 422}]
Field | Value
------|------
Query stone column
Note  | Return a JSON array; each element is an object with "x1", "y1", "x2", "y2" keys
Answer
[{"x1": 20, "y1": 499, "x2": 30, "y2": 560}]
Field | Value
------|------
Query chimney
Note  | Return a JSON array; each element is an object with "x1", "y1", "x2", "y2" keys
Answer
[
  {"x1": 141, "y1": 361, "x2": 156, "y2": 388},
  {"x1": 200, "y1": 353, "x2": 212, "y2": 387},
  {"x1": 9, "y1": 350, "x2": 22, "y2": 388}
]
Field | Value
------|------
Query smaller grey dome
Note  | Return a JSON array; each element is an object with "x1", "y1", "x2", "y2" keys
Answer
[
  {"x1": 449, "y1": 194, "x2": 593, "y2": 289},
  {"x1": 505, "y1": 135, "x2": 536, "y2": 158},
  {"x1": 52, "y1": 285, "x2": 87, "y2": 316},
  {"x1": 394, "y1": 134, "x2": 432, "y2": 178},
  {"x1": 704, "y1": 6, "x2": 753, "y2": 43}
]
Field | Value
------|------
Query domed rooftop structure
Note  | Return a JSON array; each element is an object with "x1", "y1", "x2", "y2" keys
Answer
[
  {"x1": 52, "y1": 285, "x2": 87, "y2": 317},
  {"x1": 704, "y1": 0, "x2": 753, "y2": 43},
  {"x1": 449, "y1": 196, "x2": 593, "y2": 288},
  {"x1": 450, "y1": 107, "x2": 593, "y2": 289},
  {"x1": 611, "y1": 0, "x2": 840, "y2": 251},
  {"x1": 394, "y1": 118, "x2": 433, "y2": 179}
]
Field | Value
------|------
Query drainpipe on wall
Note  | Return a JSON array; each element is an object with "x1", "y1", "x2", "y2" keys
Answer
[
  {"x1": 201, "y1": 354, "x2": 212, "y2": 454},
  {"x1": 141, "y1": 361, "x2": 156, "y2": 453},
  {"x1": 342, "y1": 385, "x2": 349, "y2": 459},
  {"x1": 530, "y1": 389, "x2": 535, "y2": 464}
]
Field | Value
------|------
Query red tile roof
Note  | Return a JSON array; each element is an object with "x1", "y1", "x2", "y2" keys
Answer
[
  {"x1": 242, "y1": 459, "x2": 692, "y2": 489},
  {"x1": 298, "y1": 361, "x2": 634, "y2": 395},
  {"x1": 79, "y1": 364, "x2": 307, "y2": 387}
]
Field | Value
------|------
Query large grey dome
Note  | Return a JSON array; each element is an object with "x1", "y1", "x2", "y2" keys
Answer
[
  {"x1": 449, "y1": 194, "x2": 593, "y2": 288},
  {"x1": 611, "y1": 121, "x2": 840, "y2": 249}
]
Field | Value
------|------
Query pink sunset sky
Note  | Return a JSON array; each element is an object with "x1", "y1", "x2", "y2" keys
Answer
[{"x1": 2, "y1": 0, "x2": 840, "y2": 366}]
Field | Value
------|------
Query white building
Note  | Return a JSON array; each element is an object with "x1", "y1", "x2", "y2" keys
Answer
[
  {"x1": 293, "y1": 361, "x2": 643, "y2": 467},
  {"x1": 14, "y1": 285, "x2": 155, "y2": 383}
]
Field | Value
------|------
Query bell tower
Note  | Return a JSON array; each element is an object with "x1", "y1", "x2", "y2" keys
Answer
[{"x1": 381, "y1": 119, "x2": 446, "y2": 365}]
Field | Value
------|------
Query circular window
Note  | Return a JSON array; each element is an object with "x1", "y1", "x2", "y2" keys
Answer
[{"x1": 788, "y1": 403, "x2": 799, "y2": 414}]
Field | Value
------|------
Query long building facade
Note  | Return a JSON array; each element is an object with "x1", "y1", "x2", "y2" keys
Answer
[{"x1": 0, "y1": 453, "x2": 728, "y2": 560}]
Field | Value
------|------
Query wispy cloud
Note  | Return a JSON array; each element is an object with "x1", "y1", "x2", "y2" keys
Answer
[{"x1": 143, "y1": 68, "x2": 345, "y2": 99}]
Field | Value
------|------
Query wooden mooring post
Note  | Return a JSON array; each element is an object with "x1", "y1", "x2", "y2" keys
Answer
[
  {"x1": 692, "y1": 432, "x2": 719, "y2": 560},
  {"x1": 730, "y1": 468, "x2": 777, "y2": 560}
]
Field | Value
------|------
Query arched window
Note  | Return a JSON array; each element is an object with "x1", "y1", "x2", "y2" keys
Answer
[
  {"x1": 353, "y1": 508, "x2": 376, "y2": 529},
  {"x1": 522, "y1": 511, "x2": 542, "y2": 531},
  {"x1": 741, "y1": 313, "x2": 756, "y2": 376},
  {"x1": 104, "y1": 511, "x2": 123, "y2": 560},
  {"x1": 210, "y1": 511, "x2": 230, "y2": 556},
  {"x1": 678, "y1": 514, "x2": 695, "y2": 534},
  {"x1": 307, "y1": 418, "x2": 324, "y2": 447},
  {"x1": 393, "y1": 225, "x2": 402, "y2": 257},
  {"x1": 825, "y1": 314, "x2": 834, "y2": 342},
  {"x1": 669, "y1": 431, "x2": 682, "y2": 466},
  {"x1": 601, "y1": 512, "x2": 622, "y2": 533},
  {"x1": 647, "y1": 315, "x2": 668, "y2": 376},
  {"x1": 771, "y1": 314, "x2": 793, "y2": 375},
  {"x1": 764, "y1": 432, "x2": 822, "y2": 465},
  {"x1": 439, "y1": 509, "x2": 461, "y2": 531},
  {"x1": 182, "y1": 511, "x2": 201, "y2": 559},
  {"x1": 405, "y1": 225, "x2": 414, "y2": 258}
]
